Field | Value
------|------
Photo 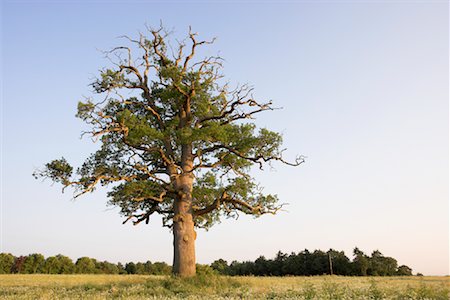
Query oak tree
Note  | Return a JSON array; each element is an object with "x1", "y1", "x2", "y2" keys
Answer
[{"x1": 34, "y1": 25, "x2": 303, "y2": 277}]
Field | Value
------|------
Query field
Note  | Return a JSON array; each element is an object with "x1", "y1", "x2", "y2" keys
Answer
[{"x1": 0, "y1": 274, "x2": 448, "y2": 299}]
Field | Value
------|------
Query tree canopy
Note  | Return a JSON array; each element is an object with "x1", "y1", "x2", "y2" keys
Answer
[{"x1": 34, "y1": 24, "x2": 303, "y2": 276}]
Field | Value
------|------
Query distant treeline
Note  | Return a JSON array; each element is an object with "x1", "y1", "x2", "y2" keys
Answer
[
  {"x1": 0, "y1": 248, "x2": 414, "y2": 276},
  {"x1": 0, "y1": 253, "x2": 171, "y2": 275},
  {"x1": 211, "y1": 248, "x2": 414, "y2": 276}
]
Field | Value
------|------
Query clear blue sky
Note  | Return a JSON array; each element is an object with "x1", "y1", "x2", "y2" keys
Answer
[{"x1": 1, "y1": 1, "x2": 448, "y2": 275}]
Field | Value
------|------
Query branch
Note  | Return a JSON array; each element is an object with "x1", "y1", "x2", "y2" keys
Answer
[
  {"x1": 122, "y1": 205, "x2": 162, "y2": 225},
  {"x1": 195, "y1": 144, "x2": 305, "y2": 170},
  {"x1": 99, "y1": 40, "x2": 165, "y2": 130},
  {"x1": 133, "y1": 163, "x2": 170, "y2": 186},
  {"x1": 182, "y1": 26, "x2": 216, "y2": 73},
  {"x1": 68, "y1": 174, "x2": 137, "y2": 198},
  {"x1": 193, "y1": 191, "x2": 225, "y2": 216},
  {"x1": 196, "y1": 86, "x2": 275, "y2": 127},
  {"x1": 132, "y1": 190, "x2": 167, "y2": 203},
  {"x1": 193, "y1": 191, "x2": 285, "y2": 217}
]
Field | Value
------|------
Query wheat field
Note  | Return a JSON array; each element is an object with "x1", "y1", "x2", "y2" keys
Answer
[{"x1": 0, "y1": 274, "x2": 448, "y2": 299}]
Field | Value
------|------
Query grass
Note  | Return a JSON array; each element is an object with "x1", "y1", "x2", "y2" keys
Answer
[{"x1": 0, "y1": 274, "x2": 448, "y2": 299}]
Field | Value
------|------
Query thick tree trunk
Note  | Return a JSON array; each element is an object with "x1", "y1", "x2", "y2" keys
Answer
[{"x1": 172, "y1": 173, "x2": 196, "y2": 277}]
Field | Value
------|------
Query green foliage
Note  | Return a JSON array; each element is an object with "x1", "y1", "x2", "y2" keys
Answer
[
  {"x1": 42, "y1": 255, "x2": 75, "y2": 274},
  {"x1": 210, "y1": 259, "x2": 229, "y2": 275},
  {"x1": 0, "y1": 253, "x2": 15, "y2": 274},
  {"x1": 76, "y1": 257, "x2": 97, "y2": 274},
  {"x1": 91, "y1": 69, "x2": 128, "y2": 93},
  {"x1": 367, "y1": 250, "x2": 398, "y2": 276},
  {"x1": 327, "y1": 249, "x2": 351, "y2": 275},
  {"x1": 151, "y1": 262, "x2": 172, "y2": 275},
  {"x1": 397, "y1": 265, "x2": 413, "y2": 276},
  {"x1": 124, "y1": 262, "x2": 137, "y2": 274},
  {"x1": 94, "y1": 261, "x2": 119, "y2": 274},
  {"x1": 215, "y1": 248, "x2": 412, "y2": 277},
  {"x1": 56, "y1": 255, "x2": 75, "y2": 274},
  {"x1": 0, "y1": 253, "x2": 173, "y2": 275},
  {"x1": 76, "y1": 100, "x2": 95, "y2": 121},
  {"x1": 34, "y1": 25, "x2": 302, "y2": 233},
  {"x1": 33, "y1": 158, "x2": 73, "y2": 186},
  {"x1": 353, "y1": 247, "x2": 370, "y2": 276},
  {"x1": 22, "y1": 253, "x2": 45, "y2": 274},
  {"x1": 41, "y1": 256, "x2": 59, "y2": 274},
  {"x1": 0, "y1": 248, "x2": 412, "y2": 278},
  {"x1": 195, "y1": 264, "x2": 218, "y2": 276}
]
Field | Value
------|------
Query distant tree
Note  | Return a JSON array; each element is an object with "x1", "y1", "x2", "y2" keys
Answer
[
  {"x1": 34, "y1": 24, "x2": 303, "y2": 277},
  {"x1": 367, "y1": 250, "x2": 382, "y2": 275},
  {"x1": 135, "y1": 262, "x2": 146, "y2": 274},
  {"x1": 271, "y1": 251, "x2": 288, "y2": 276},
  {"x1": 22, "y1": 253, "x2": 45, "y2": 274},
  {"x1": 302, "y1": 249, "x2": 313, "y2": 276},
  {"x1": 327, "y1": 249, "x2": 351, "y2": 276},
  {"x1": 39, "y1": 255, "x2": 80, "y2": 274},
  {"x1": 143, "y1": 261, "x2": 154, "y2": 274},
  {"x1": 117, "y1": 262, "x2": 127, "y2": 274},
  {"x1": 42, "y1": 256, "x2": 61, "y2": 274},
  {"x1": 396, "y1": 265, "x2": 413, "y2": 276},
  {"x1": 75, "y1": 257, "x2": 97, "y2": 274},
  {"x1": 125, "y1": 262, "x2": 137, "y2": 274},
  {"x1": 381, "y1": 256, "x2": 398, "y2": 276},
  {"x1": 11, "y1": 256, "x2": 26, "y2": 274},
  {"x1": 368, "y1": 250, "x2": 397, "y2": 276},
  {"x1": 228, "y1": 260, "x2": 253, "y2": 276},
  {"x1": 210, "y1": 258, "x2": 229, "y2": 275},
  {"x1": 57, "y1": 255, "x2": 75, "y2": 274},
  {"x1": 228, "y1": 260, "x2": 241, "y2": 276},
  {"x1": 309, "y1": 250, "x2": 328, "y2": 275},
  {"x1": 0, "y1": 253, "x2": 15, "y2": 274},
  {"x1": 352, "y1": 247, "x2": 369, "y2": 276},
  {"x1": 240, "y1": 261, "x2": 255, "y2": 275},
  {"x1": 254, "y1": 256, "x2": 269, "y2": 276},
  {"x1": 152, "y1": 262, "x2": 171, "y2": 275},
  {"x1": 283, "y1": 252, "x2": 305, "y2": 276},
  {"x1": 96, "y1": 261, "x2": 119, "y2": 274}
]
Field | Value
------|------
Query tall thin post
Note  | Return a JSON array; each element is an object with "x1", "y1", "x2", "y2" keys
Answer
[{"x1": 328, "y1": 253, "x2": 333, "y2": 275}]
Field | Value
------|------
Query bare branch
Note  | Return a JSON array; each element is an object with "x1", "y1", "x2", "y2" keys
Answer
[{"x1": 183, "y1": 26, "x2": 216, "y2": 73}]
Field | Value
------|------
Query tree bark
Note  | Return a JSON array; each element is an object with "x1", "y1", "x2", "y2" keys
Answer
[{"x1": 172, "y1": 172, "x2": 196, "y2": 277}]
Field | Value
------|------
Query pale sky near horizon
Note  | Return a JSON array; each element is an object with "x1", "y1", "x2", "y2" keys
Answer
[{"x1": 1, "y1": 1, "x2": 448, "y2": 276}]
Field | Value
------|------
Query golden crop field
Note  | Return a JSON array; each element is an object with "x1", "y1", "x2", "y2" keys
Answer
[{"x1": 0, "y1": 274, "x2": 448, "y2": 299}]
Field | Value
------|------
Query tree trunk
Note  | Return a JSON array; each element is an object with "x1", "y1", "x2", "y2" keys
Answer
[{"x1": 172, "y1": 173, "x2": 196, "y2": 277}]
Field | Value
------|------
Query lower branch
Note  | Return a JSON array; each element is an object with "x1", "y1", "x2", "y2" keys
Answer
[{"x1": 122, "y1": 205, "x2": 167, "y2": 225}]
